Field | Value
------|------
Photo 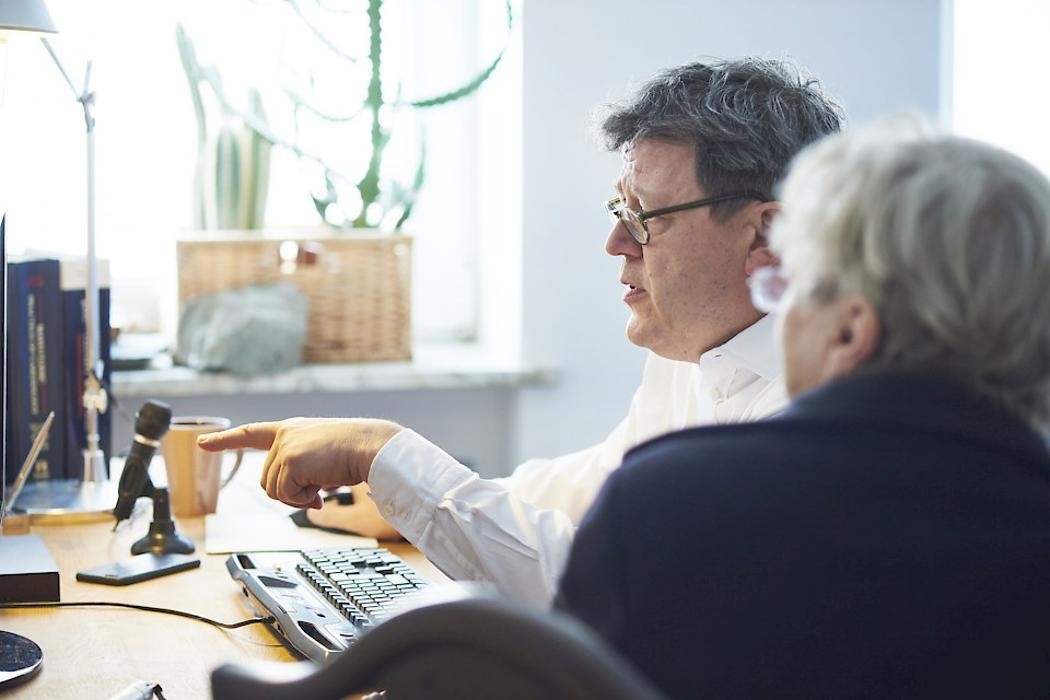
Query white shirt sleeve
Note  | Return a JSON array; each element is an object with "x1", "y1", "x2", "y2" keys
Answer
[
  {"x1": 368, "y1": 429, "x2": 576, "y2": 607},
  {"x1": 366, "y1": 353, "x2": 702, "y2": 607}
]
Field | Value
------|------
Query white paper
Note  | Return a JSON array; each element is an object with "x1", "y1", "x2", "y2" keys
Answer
[{"x1": 204, "y1": 454, "x2": 377, "y2": 553}]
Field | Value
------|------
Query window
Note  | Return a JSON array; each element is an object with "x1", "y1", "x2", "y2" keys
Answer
[
  {"x1": 952, "y1": 0, "x2": 1050, "y2": 175},
  {"x1": 0, "y1": 0, "x2": 521, "y2": 345}
]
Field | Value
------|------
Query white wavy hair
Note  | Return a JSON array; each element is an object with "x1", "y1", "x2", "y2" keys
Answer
[{"x1": 773, "y1": 115, "x2": 1050, "y2": 427}]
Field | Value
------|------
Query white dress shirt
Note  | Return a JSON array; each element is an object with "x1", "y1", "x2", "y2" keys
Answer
[{"x1": 367, "y1": 315, "x2": 787, "y2": 607}]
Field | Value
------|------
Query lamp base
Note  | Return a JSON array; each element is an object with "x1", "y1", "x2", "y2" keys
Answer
[
  {"x1": 0, "y1": 631, "x2": 43, "y2": 690},
  {"x1": 9, "y1": 479, "x2": 116, "y2": 524}
]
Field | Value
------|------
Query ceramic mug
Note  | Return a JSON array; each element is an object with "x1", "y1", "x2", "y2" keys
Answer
[{"x1": 161, "y1": 416, "x2": 244, "y2": 517}]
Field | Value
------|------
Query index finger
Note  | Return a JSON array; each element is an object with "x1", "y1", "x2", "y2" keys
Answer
[{"x1": 198, "y1": 422, "x2": 281, "y2": 451}]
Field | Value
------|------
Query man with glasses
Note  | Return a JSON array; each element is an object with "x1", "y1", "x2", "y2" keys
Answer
[{"x1": 199, "y1": 57, "x2": 845, "y2": 606}]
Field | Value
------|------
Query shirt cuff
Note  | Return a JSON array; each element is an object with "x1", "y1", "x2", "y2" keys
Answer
[{"x1": 367, "y1": 428, "x2": 478, "y2": 542}]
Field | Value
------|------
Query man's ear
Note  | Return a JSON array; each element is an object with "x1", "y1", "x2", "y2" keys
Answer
[
  {"x1": 744, "y1": 202, "x2": 781, "y2": 276},
  {"x1": 823, "y1": 296, "x2": 880, "y2": 382}
]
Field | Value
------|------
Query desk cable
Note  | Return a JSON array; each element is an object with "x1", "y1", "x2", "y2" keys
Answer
[
  {"x1": 0, "y1": 601, "x2": 275, "y2": 630},
  {"x1": 1, "y1": 603, "x2": 277, "y2": 698}
]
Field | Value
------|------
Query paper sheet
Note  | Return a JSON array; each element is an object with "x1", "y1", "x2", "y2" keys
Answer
[{"x1": 204, "y1": 455, "x2": 376, "y2": 553}]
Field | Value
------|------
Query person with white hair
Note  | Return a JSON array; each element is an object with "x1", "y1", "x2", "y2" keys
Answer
[{"x1": 555, "y1": 119, "x2": 1050, "y2": 699}]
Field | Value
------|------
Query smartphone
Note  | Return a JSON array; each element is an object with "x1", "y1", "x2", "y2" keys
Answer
[{"x1": 76, "y1": 553, "x2": 200, "y2": 586}]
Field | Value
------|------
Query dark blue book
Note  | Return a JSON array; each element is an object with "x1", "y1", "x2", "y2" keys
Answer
[
  {"x1": 6, "y1": 259, "x2": 29, "y2": 483},
  {"x1": 60, "y1": 259, "x2": 112, "y2": 479},
  {"x1": 5, "y1": 258, "x2": 65, "y2": 482},
  {"x1": 1, "y1": 214, "x2": 6, "y2": 501}
]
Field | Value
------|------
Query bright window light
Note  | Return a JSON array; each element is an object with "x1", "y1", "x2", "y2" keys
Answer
[
  {"x1": 0, "y1": 0, "x2": 521, "y2": 345},
  {"x1": 953, "y1": 0, "x2": 1050, "y2": 175}
]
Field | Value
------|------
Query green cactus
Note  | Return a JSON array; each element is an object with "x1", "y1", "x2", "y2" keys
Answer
[
  {"x1": 208, "y1": 93, "x2": 271, "y2": 230},
  {"x1": 176, "y1": 24, "x2": 272, "y2": 231},
  {"x1": 176, "y1": 0, "x2": 512, "y2": 232}
]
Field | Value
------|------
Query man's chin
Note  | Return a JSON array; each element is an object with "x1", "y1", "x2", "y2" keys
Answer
[
  {"x1": 625, "y1": 319, "x2": 656, "y2": 352},
  {"x1": 626, "y1": 322, "x2": 698, "y2": 362}
]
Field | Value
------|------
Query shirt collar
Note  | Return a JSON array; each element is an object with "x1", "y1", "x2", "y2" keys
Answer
[{"x1": 697, "y1": 314, "x2": 779, "y2": 380}]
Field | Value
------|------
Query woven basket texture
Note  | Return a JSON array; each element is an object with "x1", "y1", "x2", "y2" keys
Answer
[{"x1": 176, "y1": 233, "x2": 412, "y2": 363}]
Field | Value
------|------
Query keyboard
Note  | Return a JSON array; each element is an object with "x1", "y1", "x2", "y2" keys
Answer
[{"x1": 226, "y1": 547, "x2": 429, "y2": 662}]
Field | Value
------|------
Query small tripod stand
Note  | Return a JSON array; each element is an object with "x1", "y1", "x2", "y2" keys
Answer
[{"x1": 129, "y1": 484, "x2": 194, "y2": 556}]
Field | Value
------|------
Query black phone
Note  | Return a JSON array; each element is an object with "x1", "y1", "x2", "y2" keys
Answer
[{"x1": 76, "y1": 553, "x2": 200, "y2": 586}]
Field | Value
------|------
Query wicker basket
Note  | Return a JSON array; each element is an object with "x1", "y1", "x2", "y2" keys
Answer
[{"x1": 176, "y1": 232, "x2": 412, "y2": 363}]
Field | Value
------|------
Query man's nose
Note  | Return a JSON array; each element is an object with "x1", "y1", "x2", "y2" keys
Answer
[{"x1": 605, "y1": 219, "x2": 642, "y2": 257}]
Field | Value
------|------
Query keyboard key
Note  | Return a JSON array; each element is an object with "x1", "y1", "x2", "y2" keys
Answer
[{"x1": 288, "y1": 547, "x2": 428, "y2": 640}]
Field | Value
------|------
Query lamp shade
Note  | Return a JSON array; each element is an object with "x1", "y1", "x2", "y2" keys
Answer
[{"x1": 0, "y1": 0, "x2": 56, "y2": 35}]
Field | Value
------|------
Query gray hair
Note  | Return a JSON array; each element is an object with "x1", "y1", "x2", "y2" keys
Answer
[
  {"x1": 774, "y1": 117, "x2": 1050, "y2": 428},
  {"x1": 598, "y1": 57, "x2": 845, "y2": 217}
]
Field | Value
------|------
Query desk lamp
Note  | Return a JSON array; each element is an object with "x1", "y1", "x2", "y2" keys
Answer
[
  {"x1": 1, "y1": 1, "x2": 78, "y2": 691},
  {"x1": 2, "y1": 0, "x2": 115, "y2": 519}
]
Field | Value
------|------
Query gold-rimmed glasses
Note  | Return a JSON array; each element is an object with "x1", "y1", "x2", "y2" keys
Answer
[{"x1": 605, "y1": 190, "x2": 769, "y2": 244}]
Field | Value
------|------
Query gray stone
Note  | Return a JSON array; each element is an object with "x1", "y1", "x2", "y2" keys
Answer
[{"x1": 176, "y1": 283, "x2": 308, "y2": 375}]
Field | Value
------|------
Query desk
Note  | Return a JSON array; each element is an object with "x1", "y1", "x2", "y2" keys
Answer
[{"x1": 0, "y1": 475, "x2": 446, "y2": 698}]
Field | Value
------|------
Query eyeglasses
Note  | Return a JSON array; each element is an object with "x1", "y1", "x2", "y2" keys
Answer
[
  {"x1": 748, "y1": 265, "x2": 789, "y2": 314},
  {"x1": 605, "y1": 190, "x2": 770, "y2": 245}
]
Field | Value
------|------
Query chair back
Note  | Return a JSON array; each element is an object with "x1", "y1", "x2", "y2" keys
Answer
[{"x1": 211, "y1": 594, "x2": 667, "y2": 699}]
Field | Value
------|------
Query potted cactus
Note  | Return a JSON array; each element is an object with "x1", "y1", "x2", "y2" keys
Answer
[
  {"x1": 173, "y1": 1, "x2": 513, "y2": 364},
  {"x1": 176, "y1": 25, "x2": 273, "y2": 231},
  {"x1": 175, "y1": 0, "x2": 512, "y2": 232}
]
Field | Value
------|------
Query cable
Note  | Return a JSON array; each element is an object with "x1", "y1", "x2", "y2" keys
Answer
[{"x1": 0, "y1": 601, "x2": 275, "y2": 630}]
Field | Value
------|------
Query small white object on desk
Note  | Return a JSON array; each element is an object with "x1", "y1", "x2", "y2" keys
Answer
[{"x1": 107, "y1": 680, "x2": 162, "y2": 700}]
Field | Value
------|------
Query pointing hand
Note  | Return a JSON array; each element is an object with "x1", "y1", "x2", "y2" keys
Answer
[{"x1": 198, "y1": 417, "x2": 402, "y2": 509}]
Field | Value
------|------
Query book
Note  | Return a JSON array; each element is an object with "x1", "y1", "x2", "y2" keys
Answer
[
  {"x1": 1, "y1": 214, "x2": 5, "y2": 507},
  {"x1": 4, "y1": 256, "x2": 112, "y2": 483},
  {"x1": 5, "y1": 258, "x2": 64, "y2": 482}
]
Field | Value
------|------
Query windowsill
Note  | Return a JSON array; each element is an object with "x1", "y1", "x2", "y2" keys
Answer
[{"x1": 112, "y1": 341, "x2": 558, "y2": 398}]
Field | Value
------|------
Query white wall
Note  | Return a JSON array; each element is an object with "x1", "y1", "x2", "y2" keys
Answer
[
  {"x1": 113, "y1": 0, "x2": 947, "y2": 476},
  {"x1": 512, "y1": 0, "x2": 945, "y2": 463}
]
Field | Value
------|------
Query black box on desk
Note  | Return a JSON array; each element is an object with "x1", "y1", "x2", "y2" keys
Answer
[{"x1": 0, "y1": 534, "x2": 60, "y2": 603}]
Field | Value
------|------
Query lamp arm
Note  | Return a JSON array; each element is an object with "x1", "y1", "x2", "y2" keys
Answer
[{"x1": 39, "y1": 37, "x2": 76, "y2": 97}]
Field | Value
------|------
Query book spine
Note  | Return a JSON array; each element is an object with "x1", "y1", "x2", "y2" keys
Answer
[
  {"x1": 39, "y1": 259, "x2": 66, "y2": 479},
  {"x1": 5, "y1": 262, "x2": 29, "y2": 484},
  {"x1": 6, "y1": 259, "x2": 64, "y2": 481},
  {"x1": 1, "y1": 216, "x2": 5, "y2": 503}
]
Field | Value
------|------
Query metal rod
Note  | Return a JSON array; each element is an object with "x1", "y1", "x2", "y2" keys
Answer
[
  {"x1": 40, "y1": 38, "x2": 76, "y2": 96},
  {"x1": 40, "y1": 37, "x2": 106, "y2": 482},
  {"x1": 83, "y1": 76, "x2": 105, "y2": 481}
]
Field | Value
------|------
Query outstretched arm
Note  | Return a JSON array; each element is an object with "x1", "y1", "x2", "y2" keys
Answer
[
  {"x1": 200, "y1": 418, "x2": 578, "y2": 604},
  {"x1": 365, "y1": 429, "x2": 578, "y2": 606},
  {"x1": 198, "y1": 417, "x2": 402, "y2": 509}
]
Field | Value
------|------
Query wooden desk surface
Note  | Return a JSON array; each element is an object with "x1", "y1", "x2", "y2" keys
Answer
[{"x1": 0, "y1": 463, "x2": 446, "y2": 699}]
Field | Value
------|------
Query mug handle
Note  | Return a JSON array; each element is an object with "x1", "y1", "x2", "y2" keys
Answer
[{"x1": 219, "y1": 448, "x2": 245, "y2": 489}]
